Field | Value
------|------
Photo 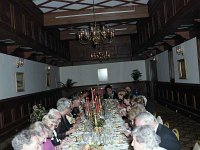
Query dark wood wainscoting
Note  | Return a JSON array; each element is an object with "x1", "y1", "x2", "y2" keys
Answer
[
  {"x1": 156, "y1": 82, "x2": 200, "y2": 122},
  {"x1": 61, "y1": 81, "x2": 151, "y2": 99},
  {"x1": 0, "y1": 88, "x2": 62, "y2": 141}
]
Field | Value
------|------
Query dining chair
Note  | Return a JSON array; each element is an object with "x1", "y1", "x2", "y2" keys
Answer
[
  {"x1": 172, "y1": 128, "x2": 179, "y2": 140},
  {"x1": 164, "y1": 121, "x2": 169, "y2": 128},
  {"x1": 192, "y1": 140, "x2": 200, "y2": 150}
]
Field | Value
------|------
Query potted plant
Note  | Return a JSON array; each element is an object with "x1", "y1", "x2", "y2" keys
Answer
[
  {"x1": 58, "y1": 78, "x2": 77, "y2": 88},
  {"x1": 131, "y1": 69, "x2": 142, "y2": 82},
  {"x1": 131, "y1": 69, "x2": 142, "y2": 96}
]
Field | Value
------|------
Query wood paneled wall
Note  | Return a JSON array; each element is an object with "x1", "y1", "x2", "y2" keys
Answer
[
  {"x1": 0, "y1": 89, "x2": 62, "y2": 141},
  {"x1": 0, "y1": 0, "x2": 68, "y2": 58},
  {"x1": 136, "y1": 0, "x2": 196, "y2": 51},
  {"x1": 69, "y1": 35, "x2": 133, "y2": 64},
  {"x1": 156, "y1": 82, "x2": 200, "y2": 122}
]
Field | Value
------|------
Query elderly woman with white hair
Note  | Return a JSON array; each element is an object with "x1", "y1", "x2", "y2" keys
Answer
[
  {"x1": 132, "y1": 125, "x2": 166, "y2": 150},
  {"x1": 12, "y1": 129, "x2": 41, "y2": 150},
  {"x1": 55, "y1": 97, "x2": 77, "y2": 141},
  {"x1": 29, "y1": 121, "x2": 50, "y2": 149},
  {"x1": 42, "y1": 109, "x2": 62, "y2": 149}
]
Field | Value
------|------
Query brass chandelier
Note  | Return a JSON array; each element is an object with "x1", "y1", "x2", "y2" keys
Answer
[
  {"x1": 77, "y1": 0, "x2": 114, "y2": 48},
  {"x1": 90, "y1": 49, "x2": 111, "y2": 61}
]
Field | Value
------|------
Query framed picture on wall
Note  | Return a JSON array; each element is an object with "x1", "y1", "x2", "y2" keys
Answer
[
  {"x1": 46, "y1": 73, "x2": 51, "y2": 87},
  {"x1": 178, "y1": 59, "x2": 187, "y2": 79},
  {"x1": 16, "y1": 72, "x2": 25, "y2": 92}
]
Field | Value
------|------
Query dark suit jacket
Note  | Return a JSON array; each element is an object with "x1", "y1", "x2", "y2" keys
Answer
[
  {"x1": 103, "y1": 91, "x2": 118, "y2": 99},
  {"x1": 156, "y1": 124, "x2": 181, "y2": 150}
]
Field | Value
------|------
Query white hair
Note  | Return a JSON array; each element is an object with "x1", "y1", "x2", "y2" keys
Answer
[
  {"x1": 29, "y1": 121, "x2": 48, "y2": 137},
  {"x1": 12, "y1": 129, "x2": 32, "y2": 150},
  {"x1": 132, "y1": 125, "x2": 161, "y2": 149},
  {"x1": 56, "y1": 97, "x2": 71, "y2": 112},
  {"x1": 141, "y1": 95, "x2": 147, "y2": 106},
  {"x1": 47, "y1": 108, "x2": 60, "y2": 119},
  {"x1": 135, "y1": 111, "x2": 157, "y2": 125}
]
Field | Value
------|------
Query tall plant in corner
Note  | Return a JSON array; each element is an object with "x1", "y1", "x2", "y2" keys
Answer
[{"x1": 131, "y1": 69, "x2": 142, "y2": 82}]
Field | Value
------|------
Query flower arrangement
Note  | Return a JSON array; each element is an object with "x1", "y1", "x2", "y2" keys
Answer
[{"x1": 30, "y1": 104, "x2": 47, "y2": 123}]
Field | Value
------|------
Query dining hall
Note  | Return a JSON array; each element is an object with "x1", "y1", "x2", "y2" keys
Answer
[{"x1": 0, "y1": 0, "x2": 200, "y2": 149}]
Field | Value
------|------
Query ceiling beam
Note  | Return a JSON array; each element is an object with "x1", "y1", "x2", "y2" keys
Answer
[
  {"x1": 0, "y1": 45, "x2": 20, "y2": 54},
  {"x1": 175, "y1": 31, "x2": 191, "y2": 40},
  {"x1": 44, "y1": 5, "x2": 148, "y2": 27}
]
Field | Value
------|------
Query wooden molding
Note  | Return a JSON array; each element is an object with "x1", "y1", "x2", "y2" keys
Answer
[
  {"x1": 23, "y1": 51, "x2": 33, "y2": 59},
  {"x1": 162, "y1": 39, "x2": 177, "y2": 47},
  {"x1": 0, "y1": 45, "x2": 20, "y2": 54},
  {"x1": 175, "y1": 31, "x2": 191, "y2": 40}
]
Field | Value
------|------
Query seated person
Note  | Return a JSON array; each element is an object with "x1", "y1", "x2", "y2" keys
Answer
[
  {"x1": 135, "y1": 112, "x2": 181, "y2": 150},
  {"x1": 29, "y1": 121, "x2": 49, "y2": 147},
  {"x1": 103, "y1": 84, "x2": 118, "y2": 99},
  {"x1": 132, "y1": 125, "x2": 166, "y2": 150},
  {"x1": 132, "y1": 96, "x2": 145, "y2": 106},
  {"x1": 123, "y1": 94, "x2": 132, "y2": 112},
  {"x1": 55, "y1": 98, "x2": 76, "y2": 141},
  {"x1": 122, "y1": 104, "x2": 146, "y2": 137},
  {"x1": 70, "y1": 93, "x2": 82, "y2": 119},
  {"x1": 128, "y1": 104, "x2": 146, "y2": 126},
  {"x1": 81, "y1": 89, "x2": 91, "y2": 103},
  {"x1": 117, "y1": 89, "x2": 127, "y2": 109},
  {"x1": 125, "y1": 86, "x2": 133, "y2": 96},
  {"x1": 42, "y1": 109, "x2": 61, "y2": 148},
  {"x1": 134, "y1": 95, "x2": 156, "y2": 114},
  {"x1": 12, "y1": 129, "x2": 42, "y2": 150}
]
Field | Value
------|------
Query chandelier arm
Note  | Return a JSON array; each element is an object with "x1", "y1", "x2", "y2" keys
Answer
[{"x1": 93, "y1": 0, "x2": 96, "y2": 27}]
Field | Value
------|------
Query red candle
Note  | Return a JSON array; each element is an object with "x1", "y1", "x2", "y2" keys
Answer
[
  {"x1": 86, "y1": 97, "x2": 90, "y2": 112},
  {"x1": 91, "y1": 88, "x2": 95, "y2": 107}
]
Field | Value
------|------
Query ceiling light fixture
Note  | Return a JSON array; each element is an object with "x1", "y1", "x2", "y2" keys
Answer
[
  {"x1": 91, "y1": 48, "x2": 111, "y2": 62},
  {"x1": 77, "y1": 0, "x2": 114, "y2": 48},
  {"x1": 115, "y1": 28, "x2": 127, "y2": 31},
  {"x1": 56, "y1": 10, "x2": 135, "y2": 19}
]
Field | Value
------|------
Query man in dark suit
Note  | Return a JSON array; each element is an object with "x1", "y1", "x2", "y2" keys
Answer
[
  {"x1": 103, "y1": 84, "x2": 118, "y2": 99},
  {"x1": 135, "y1": 112, "x2": 181, "y2": 150}
]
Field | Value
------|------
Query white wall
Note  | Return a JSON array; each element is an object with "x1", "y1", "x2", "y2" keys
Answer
[
  {"x1": 145, "y1": 58, "x2": 151, "y2": 81},
  {"x1": 156, "y1": 51, "x2": 170, "y2": 82},
  {"x1": 59, "y1": 60, "x2": 147, "y2": 86},
  {"x1": 145, "y1": 51, "x2": 170, "y2": 82},
  {"x1": 173, "y1": 37, "x2": 200, "y2": 84},
  {"x1": 0, "y1": 53, "x2": 60, "y2": 100}
]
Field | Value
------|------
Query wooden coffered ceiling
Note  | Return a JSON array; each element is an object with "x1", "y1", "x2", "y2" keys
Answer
[{"x1": 32, "y1": 0, "x2": 149, "y2": 40}]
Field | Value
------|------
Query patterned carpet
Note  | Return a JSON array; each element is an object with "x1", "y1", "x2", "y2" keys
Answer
[
  {"x1": 0, "y1": 102, "x2": 199, "y2": 150},
  {"x1": 155, "y1": 103, "x2": 200, "y2": 150}
]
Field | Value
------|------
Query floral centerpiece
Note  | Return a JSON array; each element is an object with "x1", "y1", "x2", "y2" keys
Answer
[{"x1": 30, "y1": 104, "x2": 47, "y2": 123}]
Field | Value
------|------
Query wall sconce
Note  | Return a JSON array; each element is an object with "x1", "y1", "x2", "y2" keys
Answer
[
  {"x1": 176, "y1": 46, "x2": 184, "y2": 55},
  {"x1": 46, "y1": 65, "x2": 51, "y2": 72},
  {"x1": 16, "y1": 58, "x2": 24, "y2": 68},
  {"x1": 152, "y1": 56, "x2": 157, "y2": 62}
]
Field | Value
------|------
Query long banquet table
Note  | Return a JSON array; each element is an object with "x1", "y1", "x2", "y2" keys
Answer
[{"x1": 61, "y1": 100, "x2": 130, "y2": 150}]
